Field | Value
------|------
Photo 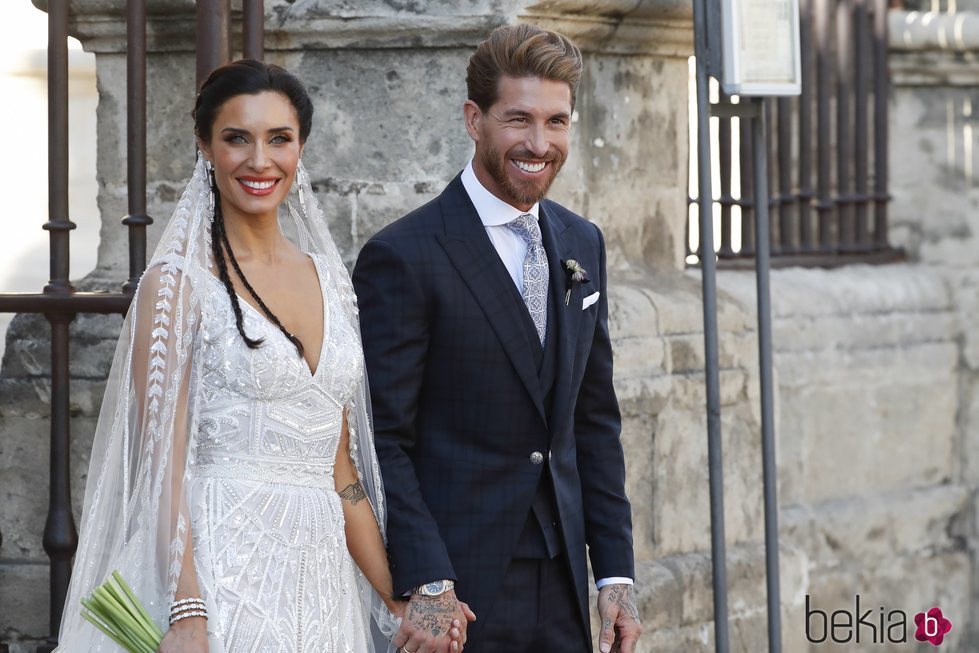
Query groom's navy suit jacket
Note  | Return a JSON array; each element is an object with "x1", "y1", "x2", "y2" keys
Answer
[{"x1": 352, "y1": 174, "x2": 634, "y2": 634}]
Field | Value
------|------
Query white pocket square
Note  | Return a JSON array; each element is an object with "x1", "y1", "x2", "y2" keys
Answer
[{"x1": 582, "y1": 291, "x2": 600, "y2": 310}]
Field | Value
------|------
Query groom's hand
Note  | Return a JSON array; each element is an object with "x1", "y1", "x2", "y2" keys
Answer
[
  {"x1": 394, "y1": 589, "x2": 471, "y2": 653},
  {"x1": 597, "y1": 583, "x2": 642, "y2": 653}
]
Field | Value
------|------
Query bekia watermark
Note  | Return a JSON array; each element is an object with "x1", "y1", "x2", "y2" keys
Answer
[{"x1": 806, "y1": 595, "x2": 952, "y2": 646}]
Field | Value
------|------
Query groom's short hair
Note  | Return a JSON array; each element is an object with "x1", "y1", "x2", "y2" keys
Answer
[{"x1": 467, "y1": 24, "x2": 583, "y2": 112}]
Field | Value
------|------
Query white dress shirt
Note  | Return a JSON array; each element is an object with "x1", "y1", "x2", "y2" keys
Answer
[
  {"x1": 459, "y1": 161, "x2": 634, "y2": 592},
  {"x1": 460, "y1": 160, "x2": 541, "y2": 295}
]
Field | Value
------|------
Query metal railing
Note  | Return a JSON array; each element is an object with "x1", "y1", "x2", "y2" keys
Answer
[
  {"x1": 688, "y1": 0, "x2": 903, "y2": 268},
  {"x1": 0, "y1": 1, "x2": 264, "y2": 649}
]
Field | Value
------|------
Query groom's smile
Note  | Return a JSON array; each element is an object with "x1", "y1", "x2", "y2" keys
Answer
[{"x1": 466, "y1": 75, "x2": 572, "y2": 211}]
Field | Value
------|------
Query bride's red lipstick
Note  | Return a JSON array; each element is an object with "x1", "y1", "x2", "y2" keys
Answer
[{"x1": 237, "y1": 176, "x2": 280, "y2": 196}]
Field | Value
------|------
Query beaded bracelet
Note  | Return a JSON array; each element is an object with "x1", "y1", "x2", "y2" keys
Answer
[
  {"x1": 169, "y1": 597, "x2": 207, "y2": 625},
  {"x1": 169, "y1": 610, "x2": 208, "y2": 625}
]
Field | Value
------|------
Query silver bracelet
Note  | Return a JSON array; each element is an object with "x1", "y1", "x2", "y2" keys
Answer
[
  {"x1": 171, "y1": 603, "x2": 206, "y2": 615},
  {"x1": 169, "y1": 610, "x2": 208, "y2": 625},
  {"x1": 171, "y1": 597, "x2": 206, "y2": 609}
]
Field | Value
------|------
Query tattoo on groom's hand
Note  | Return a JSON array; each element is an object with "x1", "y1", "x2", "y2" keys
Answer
[
  {"x1": 393, "y1": 589, "x2": 469, "y2": 653},
  {"x1": 598, "y1": 584, "x2": 642, "y2": 653}
]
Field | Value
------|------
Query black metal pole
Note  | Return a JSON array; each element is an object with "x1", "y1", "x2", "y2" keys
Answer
[
  {"x1": 836, "y1": 0, "x2": 854, "y2": 251},
  {"x1": 692, "y1": 0, "x2": 730, "y2": 649},
  {"x1": 776, "y1": 97, "x2": 794, "y2": 253},
  {"x1": 872, "y1": 0, "x2": 889, "y2": 248},
  {"x1": 751, "y1": 98, "x2": 783, "y2": 653},
  {"x1": 718, "y1": 94, "x2": 735, "y2": 257},
  {"x1": 739, "y1": 111, "x2": 756, "y2": 257},
  {"x1": 853, "y1": 0, "x2": 870, "y2": 248},
  {"x1": 196, "y1": 0, "x2": 231, "y2": 89},
  {"x1": 38, "y1": 3, "x2": 78, "y2": 649},
  {"x1": 43, "y1": 0, "x2": 75, "y2": 296},
  {"x1": 798, "y1": 0, "x2": 814, "y2": 252},
  {"x1": 242, "y1": 0, "x2": 264, "y2": 60},
  {"x1": 815, "y1": 0, "x2": 833, "y2": 250},
  {"x1": 123, "y1": 0, "x2": 151, "y2": 294}
]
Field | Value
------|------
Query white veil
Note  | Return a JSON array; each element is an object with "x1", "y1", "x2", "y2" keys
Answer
[{"x1": 55, "y1": 155, "x2": 394, "y2": 651}]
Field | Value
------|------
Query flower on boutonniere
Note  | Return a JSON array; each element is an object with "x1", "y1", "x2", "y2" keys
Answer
[{"x1": 561, "y1": 259, "x2": 590, "y2": 305}]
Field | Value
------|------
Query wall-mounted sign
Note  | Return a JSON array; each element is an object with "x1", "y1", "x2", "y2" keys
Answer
[{"x1": 720, "y1": 0, "x2": 802, "y2": 96}]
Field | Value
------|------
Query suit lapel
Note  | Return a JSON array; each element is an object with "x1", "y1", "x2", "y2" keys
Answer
[
  {"x1": 436, "y1": 176, "x2": 547, "y2": 423},
  {"x1": 539, "y1": 202, "x2": 582, "y2": 435}
]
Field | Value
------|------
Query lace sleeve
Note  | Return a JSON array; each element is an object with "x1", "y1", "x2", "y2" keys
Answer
[{"x1": 56, "y1": 160, "x2": 211, "y2": 651}]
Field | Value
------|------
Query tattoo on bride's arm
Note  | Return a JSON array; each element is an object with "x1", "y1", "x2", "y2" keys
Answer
[
  {"x1": 408, "y1": 594, "x2": 455, "y2": 637},
  {"x1": 338, "y1": 482, "x2": 367, "y2": 505}
]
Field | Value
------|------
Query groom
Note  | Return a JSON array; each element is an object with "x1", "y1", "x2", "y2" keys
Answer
[{"x1": 353, "y1": 24, "x2": 641, "y2": 653}]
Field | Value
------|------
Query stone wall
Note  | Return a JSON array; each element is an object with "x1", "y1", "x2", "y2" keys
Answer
[{"x1": 2, "y1": 1, "x2": 977, "y2": 652}]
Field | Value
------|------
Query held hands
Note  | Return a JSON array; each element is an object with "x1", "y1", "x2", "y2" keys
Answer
[
  {"x1": 157, "y1": 616, "x2": 208, "y2": 653},
  {"x1": 597, "y1": 584, "x2": 642, "y2": 653},
  {"x1": 393, "y1": 589, "x2": 476, "y2": 653}
]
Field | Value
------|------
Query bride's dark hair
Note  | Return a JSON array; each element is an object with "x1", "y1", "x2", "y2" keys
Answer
[{"x1": 192, "y1": 59, "x2": 314, "y2": 355}]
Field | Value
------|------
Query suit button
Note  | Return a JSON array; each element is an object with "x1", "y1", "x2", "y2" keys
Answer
[{"x1": 530, "y1": 451, "x2": 545, "y2": 465}]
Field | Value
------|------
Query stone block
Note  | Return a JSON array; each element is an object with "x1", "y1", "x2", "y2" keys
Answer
[
  {"x1": 780, "y1": 485, "x2": 969, "y2": 569},
  {"x1": 776, "y1": 357, "x2": 958, "y2": 502},
  {"x1": 0, "y1": 562, "x2": 48, "y2": 644}
]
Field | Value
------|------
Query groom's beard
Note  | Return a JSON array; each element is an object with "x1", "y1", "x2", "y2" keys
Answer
[{"x1": 479, "y1": 143, "x2": 564, "y2": 208}]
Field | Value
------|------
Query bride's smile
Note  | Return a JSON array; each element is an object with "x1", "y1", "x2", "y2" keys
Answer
[{"x1": 199, "y1": 90, "x2": 302, "y2": 224}]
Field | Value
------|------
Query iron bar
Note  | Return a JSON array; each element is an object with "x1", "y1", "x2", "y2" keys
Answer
[
  {"x1": 873, "y1": 0, "x2": 889, "y2": 248},
  {"x1": 196, "y1": 0, "x2": 231, "y2": 88},
  {"x1": 766, "y1": 98, "x2": 778, "y2": 249},
  {"x1": 776, "y1": 97, "x2": 794, "y2": 253},
  {"x1": 798, "y1": 0, "x2": 815, "y2": 252},
  {"x1": 814, "y1": 0, "x2": 833, "y2": 249},
  {"x1": 43, "y1": 0, "x2": 75, "y2": 296},
  {"x1": 836, "y1": 0, "x2": 854, "y2": 251},
  {"x1": 692, "y1": 0, "x2": 730, "y2": 650},
  {"x1": 38, "y1": 2, "x2": 76, "y2": 650},
  {"x1": 123, "y1": 0, "x2": 151, "y2": 294},
  {"x1": 853, "y1": 0, "x2": 870, "y2": 247},
  {"x1": 0, "y1": 293, "x2": 132, "y2": 315},
  {"x1": 39, "y1": 314, "x2": 77, "y2": 653},
  {"x1": 718, "y1": 94, "x2": 735, "y2": 257},
  {"x1": 739, "y1": 107, "x2": 756, "y2": 257},
  {"x1": 750, "y1": 97, "x2": 783, "y2": 653},
  {"x1": 243, "y1": 0, "x2": 264, "y2": 60}
]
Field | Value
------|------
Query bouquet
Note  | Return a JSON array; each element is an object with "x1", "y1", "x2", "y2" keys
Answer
[{"x1": 80, "y1": 571, "x2": 163, "y2": 653}]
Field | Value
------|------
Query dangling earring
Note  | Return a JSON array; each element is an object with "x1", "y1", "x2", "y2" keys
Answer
[
  {"x1": 296, "y1": 160, "x2": 307, "y2": 217},
  {"x1": 205, "y1": 160, "x2": 215, "y2": 213}
]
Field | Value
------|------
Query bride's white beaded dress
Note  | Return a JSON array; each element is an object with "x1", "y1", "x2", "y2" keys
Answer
[
  {"x1": 191, "y1": 255, "x2": 368, "y2": 651},
  {"x1": 54, "y1": 158, "x2": 391, "y2": 653}
]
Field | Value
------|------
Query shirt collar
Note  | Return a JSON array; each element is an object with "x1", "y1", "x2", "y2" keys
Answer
[{"x1": 461, "y1": 159, "x2": 540, "y2": 227}]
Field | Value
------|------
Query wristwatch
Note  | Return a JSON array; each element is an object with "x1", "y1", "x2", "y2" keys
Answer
[{"x1": 411, "y1": 579, "x2": 455, "y2": 597}]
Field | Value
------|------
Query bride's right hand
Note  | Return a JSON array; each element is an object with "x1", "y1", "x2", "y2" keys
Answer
[{"x1": 157, "y1": 617, "x2": 208, "y2": 653}]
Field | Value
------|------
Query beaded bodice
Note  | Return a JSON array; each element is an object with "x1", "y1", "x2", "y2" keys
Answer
[{"x1": 193, "y1": 255, "x2": 363, "y2": 488}]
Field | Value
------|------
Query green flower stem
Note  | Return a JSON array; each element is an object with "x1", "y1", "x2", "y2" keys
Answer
[
  {"x1": 80, "y1": 573, "x2": 165, "y2": 653},
  {"x1": 90, "y1": 588, "x2": 156, "y2": 653},
  {"x1": 104, "y1": 577, "x2": 160, "y2": 644},
  {"x1": 81, "y1": 607, "x2": 136, "y2": 652},
  {"x1": 113, "y1": 571, "x2": 164, "y2": 640},
  {"x1": 81, "y1": 599, "x2": 143, "y2": 653}
]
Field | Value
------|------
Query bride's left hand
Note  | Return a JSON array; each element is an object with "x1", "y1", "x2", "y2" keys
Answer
[{"x1": 446, "y1": 601, "x2": 476, "y2": 652}]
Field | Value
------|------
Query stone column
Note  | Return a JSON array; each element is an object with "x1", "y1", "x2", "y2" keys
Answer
[{"x1": 891, "y1": 8, "x2": 979, "y2": 646}]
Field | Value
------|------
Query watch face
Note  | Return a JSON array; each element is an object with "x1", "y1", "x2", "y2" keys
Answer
[{"x1": 424, "y1": 581, "x2": 444, "y2": 594}]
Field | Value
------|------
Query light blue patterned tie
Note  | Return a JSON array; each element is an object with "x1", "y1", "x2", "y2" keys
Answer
[{"x1": 507, "y1": 213, "x2": 548, "y2": 344}]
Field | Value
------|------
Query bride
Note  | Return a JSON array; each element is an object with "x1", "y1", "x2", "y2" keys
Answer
[{"x1": 55, "y1": 60, "x2": 470, "y2": 652}]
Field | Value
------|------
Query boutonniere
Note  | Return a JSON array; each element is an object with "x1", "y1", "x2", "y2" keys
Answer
[{"x1": 561, "y1": 259, "x2": 590, "y2": 305}]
